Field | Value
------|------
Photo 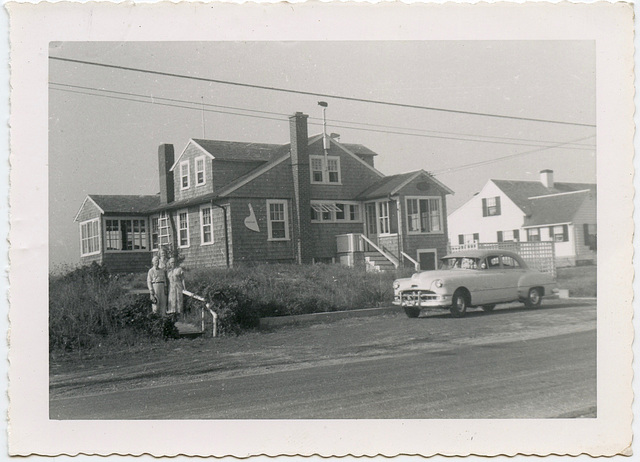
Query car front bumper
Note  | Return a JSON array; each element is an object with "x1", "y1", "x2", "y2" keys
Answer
[{"x1": 394, "y1": 291, "x2": 452, "y2": 308}]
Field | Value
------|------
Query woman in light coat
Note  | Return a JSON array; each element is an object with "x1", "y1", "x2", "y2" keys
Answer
[
  {"x1": 147, "y1": 256, "x2": 168, "y2": 315},
  {"x1": 167, "y1": 257, "x2": 185, "y2": 315}
]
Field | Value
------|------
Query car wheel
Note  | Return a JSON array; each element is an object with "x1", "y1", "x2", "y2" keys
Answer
[
  {"x1": 404, "y1": 306, "x2": 421, "y2": 318},
  {"x1": 524, "y1": 287, "x2": 542, "y2": 308},
  {"x1": 450, "y1": 290, "x2": 468, "y2": 318},
  {"x1": 481, "y1": 304, "x2": 495, "y2": 312}
]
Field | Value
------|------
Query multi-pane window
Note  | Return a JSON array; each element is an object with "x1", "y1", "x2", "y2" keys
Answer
[
  {"x1": 309, "y1": 155, "x2": 341, "y2": 184},
  {"x1": 180, "y1": 160, "x2": 190, "y2": 190},
  {"x1": 457, "y1": 233, "x2": 479, "y2": 245},
  {"x1": 80, "y1": 219, "x2": 100, "y2": 256},
  {"x1": 104, "y1": 218, "x2": 148, "y2": 251},
  {"x1": 527, "y1": 228, "x2": 540, "y2": 242},
  {"x1": 267, "y1": 200, "x2": 289, "y2": 241},
  {"x1": 327, "y1": 158, "x2": 340, "y2": 183},
  {"x1": 482, "y1": 196, "x2": 501, "y2": 216},
  {"x1": 178, "y1": 210, "x2": 189, "y2": 248},
  {"x1": 195, "y1": 156, "x2": 206, "y2": 186},
  {"x1": 158, "y1": 212, "x2": 170, "y2": 246},
  {"x1": 378, "y1": 201, "x2": 390, "y2": 234},
  {"x1": 406, "y1": 197, "x2": 443, "y2": 233},
  {"x1": 200, "y1": 206, "x2": 213, "y2": 245},
  {"x1": 551, "y1": 225, "x2": 569, "y2": 242},
  {"x1": 310, "y1": 157, "x2": 324, "y2": 183},
  {"x1": 310, "y1": 202, "x2": 360, "y2": 223}
]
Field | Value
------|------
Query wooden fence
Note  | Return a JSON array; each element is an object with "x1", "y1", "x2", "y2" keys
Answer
[{"x1": 448, "y1": 241, "x2": 556, "y2": 277}]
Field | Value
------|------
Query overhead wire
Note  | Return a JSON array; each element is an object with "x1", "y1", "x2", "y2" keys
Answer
[
  {"x1": 49, "y1": 82, "x2": 596, "y2": 152},
  {"x1": 49, "y1": 56, "x2": 596, "y2": 128}
]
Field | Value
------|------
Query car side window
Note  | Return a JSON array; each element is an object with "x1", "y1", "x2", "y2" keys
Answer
[
  {"x1": 487, "y1": 256, "x2": 501, "y2": 269},
  {"x1": 501, "y1": 256, "x2": 521, "y2": 269}
]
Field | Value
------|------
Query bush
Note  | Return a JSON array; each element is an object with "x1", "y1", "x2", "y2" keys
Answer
[
  {"x1": 186, "y1": 263, "x2": 409, "y2": 333},
  {"x1": 49, "y1": 263, "x2": 178, "y2": 352}
]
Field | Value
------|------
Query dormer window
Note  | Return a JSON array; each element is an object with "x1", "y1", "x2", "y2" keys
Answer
[
  {"x1": 310, "y1": 155, "x2": 341, "y2": 184},
  {"x1": 180, "y1": 160, "x2": 190, "y2": 190},
  {"x1": 195, "y1": 156, "x2": 206, "y2": 186}
]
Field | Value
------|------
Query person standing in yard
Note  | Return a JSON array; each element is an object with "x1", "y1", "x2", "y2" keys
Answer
[
  {"x1": 147, "y1": 256, "x2": 168, "y2": 316},
  {"x1": 167, "y1": 257, "x2": 186, "y2": 316}
]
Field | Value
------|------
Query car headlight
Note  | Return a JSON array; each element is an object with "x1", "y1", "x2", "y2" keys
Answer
[
  {"x1": 433, "y1": 279, "x2": 444, "y2": 288},
  {"x1": 393, "y1": 281, "x2": 400, "y2": 290}
]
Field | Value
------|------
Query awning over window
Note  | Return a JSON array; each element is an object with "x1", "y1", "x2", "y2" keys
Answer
[{"x1": 311, "y1": 203, "x2": 341, "y2": 213}]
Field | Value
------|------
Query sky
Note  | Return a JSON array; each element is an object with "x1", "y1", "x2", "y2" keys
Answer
[{"x1": 49, "y1": 41, "x2": 596, "y2": 270}]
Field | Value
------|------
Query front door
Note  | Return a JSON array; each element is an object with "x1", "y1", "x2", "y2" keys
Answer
[
  {"x1": 418, "y1": 250, "x2": 437, "y2": 271},
  {"x1": 365, "y1": 203, "x2": 378, "y2": 245}
]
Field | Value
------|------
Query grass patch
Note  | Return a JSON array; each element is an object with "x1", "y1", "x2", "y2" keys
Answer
[{"x1": 556, "y1": 265, "x2": 597, "y2": 297}]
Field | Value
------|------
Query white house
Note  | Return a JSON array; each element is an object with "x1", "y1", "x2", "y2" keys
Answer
[{"x1": 448, "y1": 170, "x2": 596, "y2": 267}]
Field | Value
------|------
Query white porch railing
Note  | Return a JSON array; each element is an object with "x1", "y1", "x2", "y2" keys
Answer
[
  {"x1": 401, "y1": 251, "x2": 420, "y2": 271},
  {"x1": 183, "y1": 290, "x2": 218, "y2": 337},
  {"x1": 359, "y1": 234, "x2": 399, "y2": 268}
]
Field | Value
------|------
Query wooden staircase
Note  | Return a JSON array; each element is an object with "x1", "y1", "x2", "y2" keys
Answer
[{"x1": 364, "y1": 251, "x2": 397, "y2": 272}]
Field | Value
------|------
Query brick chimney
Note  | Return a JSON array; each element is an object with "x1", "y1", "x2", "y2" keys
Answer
[
  {"x1": 540, "y1": 169, "x2": 554, "y2": 189},
  {"x1": 158, "y1": 144, "x2": 175, "y2": 204},
  {"x1": 289, "y1": 112, "x2": 312, "y2": 264}
]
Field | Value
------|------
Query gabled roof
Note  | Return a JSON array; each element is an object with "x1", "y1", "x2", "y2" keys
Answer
[
  {"x1": 356, "y1": 170, "x2": 453, "y2": 200},
  {"x1": 523, "y1": 190, "x2": 592, "y2": 227},
  {"x1": 492, "y1": 179, "x2": 596, "y2": 215},
  {"x1": 88, "y1": 194, "x2": 161, "y2": 214},
  {"x1": 170, "y1": 139, "x2": 285, "y2": 171}
]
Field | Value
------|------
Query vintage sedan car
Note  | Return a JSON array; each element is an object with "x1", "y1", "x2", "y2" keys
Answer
[{"x1": 393, "y1": 250, "x2": 557, "y2": 318}]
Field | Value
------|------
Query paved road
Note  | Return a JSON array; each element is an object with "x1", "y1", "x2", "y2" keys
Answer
[{"x1": 50, "y1": 300, "x2": 596, "y2": 419}]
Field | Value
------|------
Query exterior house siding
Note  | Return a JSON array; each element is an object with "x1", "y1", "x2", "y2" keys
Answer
[
  {"x1": 395, "y1": 176, "x2": 450, "y2": 263},
  {"x1": 229, "y1": 198, "x2": 295, "y2": 263},
  {"x1": 173, "y1": 143, "x2": 215, "y2": 201},
  {"x1": 448, "y1": 180, "x2": 525, "y2": 245},
  {"x1": 571, "y1": 194, "x2": 597, "y2": 264},
  {"x1": 311, "y1": 222, "x2": 365, "y2": 260},
  {"x1": 102, "y1": 252, "x2": 151, "y2": 273},
  {"x1": 308, "y1": 142, "x2": 382, "y2": 200}
]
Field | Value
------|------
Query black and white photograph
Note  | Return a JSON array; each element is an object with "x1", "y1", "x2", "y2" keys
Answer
[{"x1": 7, "y1": 1, "x2": 635, "y2": 458}]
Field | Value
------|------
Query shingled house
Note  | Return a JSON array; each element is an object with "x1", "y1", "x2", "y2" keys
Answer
[
  {"x1": 448, "y1": 169, "x2": 596, "y2": 266},
  {"x1": 75, "y1": 112, "x2": 454, "y2": 273}
]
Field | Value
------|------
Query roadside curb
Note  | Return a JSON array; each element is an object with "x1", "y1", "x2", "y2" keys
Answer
[{"x1": 260, "y1": 305, "x2": 404, "y2": 328}]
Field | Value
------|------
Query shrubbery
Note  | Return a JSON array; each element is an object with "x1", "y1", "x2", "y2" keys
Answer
[
  {"x1": 49, "y1": 263, "x2": 178, "y2": 352},
  {"x1": 185, "y1": 263, "x2": 408, "y2": 333},
  {"x1": 50, "y1": 261, "x2": 410, "y2": 352}
]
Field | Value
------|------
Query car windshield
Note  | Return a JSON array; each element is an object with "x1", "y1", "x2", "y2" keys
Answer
[{"x1": 440, "y1": 257, "x2": 481, "y2": 270}]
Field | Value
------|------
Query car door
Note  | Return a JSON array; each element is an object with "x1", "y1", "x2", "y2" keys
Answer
[
  {"x1": 499, "y1": 255, "x2": 526, "y2": 302},
  {"x1": 471, "y1": 255, "x2": 504, "y2": 305}
]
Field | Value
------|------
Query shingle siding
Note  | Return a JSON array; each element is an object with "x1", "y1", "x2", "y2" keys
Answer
[
  {"x1": 102, "y1": 252, "x2": 151, "y2": 273},
  {"x1": 308, "y1": 142, "x2": 381, "y2": 200},
  {"x1": 229, "y1": 198, "x2": 295, "y2": 263},
  {"x1": 174, "y1": 204, "x2": 230, "y2": 269},
  {"x1": 173, "y1": 144, "x2": 214, "y2": 202},
  {"x1": 310, "y1": 223, "x2": 364, "y2": 259},
  {"x1": 76, "y1": 199, "x2": 102, "y2": 223}
]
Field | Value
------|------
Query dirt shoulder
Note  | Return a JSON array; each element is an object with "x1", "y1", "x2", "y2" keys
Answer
[{"x1": 50, "y1": 299, "x2": 596, "y2": 398}]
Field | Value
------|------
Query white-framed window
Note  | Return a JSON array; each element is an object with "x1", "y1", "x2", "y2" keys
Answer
[
  {"x1": 457, "y1": 233, "x2": 479, "y2": 245},
  {"x1": 378, "y1": 201, "x2": 390, "y2": 234},
  {"x1": 405, "y1": 197, "x2": 443, "y2": 234},
  {"x1": 310, "y1": 201, "x2": 361, "y2": 223},
  {"x1": 80, "y1": 218, "x2": 100, "y2": 256},
  {"x1": 309, "y1": 155, "x2": 341, "y2": 184},
  {"x1": 482, "y1": 196, "x2": 501, "y2": 216},
  {"x1": 267, "y1": 199, "x2": 290, "y2": 241},
  {"x1": 195, "y1": 156, "x2": 206, "y2": 186},
  {"x1": 527, "y1": 228, "x2": 540, "y2": 242},
  {"x1": 104, "y1": 217, "x2": 148, "y2": 252},
  {"x1": 200, "y1": 205, "x2": 213, "y2": 245},
  {"x1": 180, "y1": 160, "x2": 190, "y2": 190},
  {"x1": 551, "y1": 225, "x2": 569, "y2": 242},
  {"x1": 177, "y1": 209, "x2": 190, "y2": 248}
]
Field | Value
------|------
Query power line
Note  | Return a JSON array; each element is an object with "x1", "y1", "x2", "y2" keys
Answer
[
  {"x1": 49, "y1": 56, "x2": 596, "y2": 128},
  {"x1": 49, "y1": 83, "x2": 595, "y2": 152},
  {"x1": 431, "y1": 134, "x2": 596, "y2": 176}
]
